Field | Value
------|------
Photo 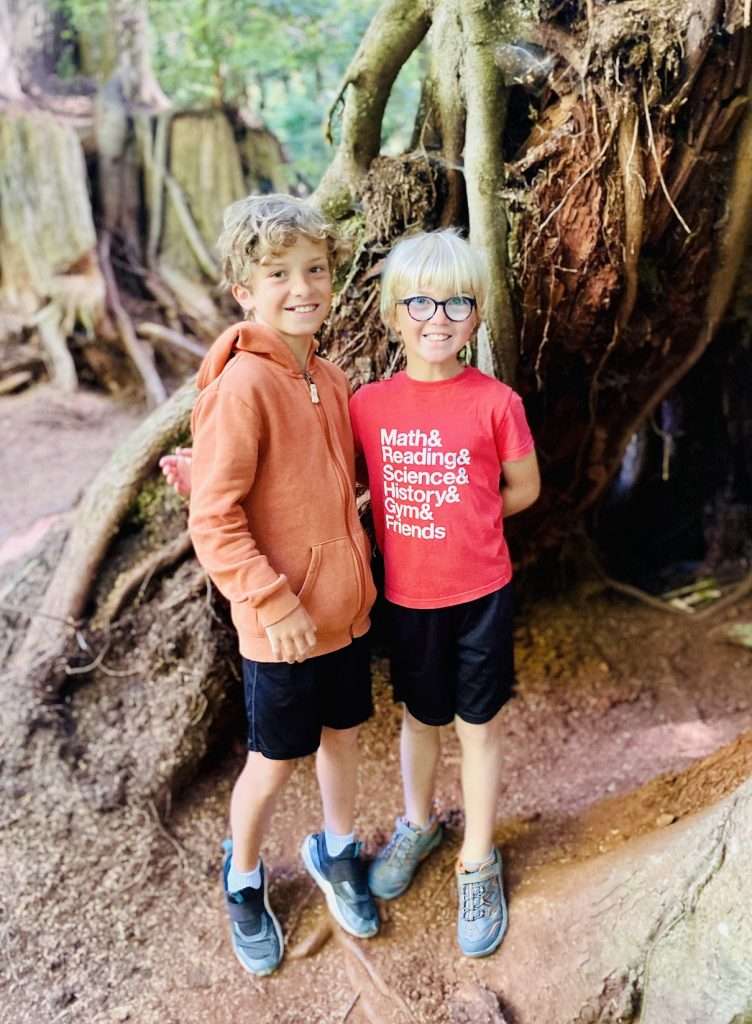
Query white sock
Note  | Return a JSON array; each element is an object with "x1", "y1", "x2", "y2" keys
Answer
[
  {"x1": 324, "y1": 829, "x2": 355, "y2": 857},
  {"x1": 228, "y1": 859, "x2": 261, "y2": 892}
]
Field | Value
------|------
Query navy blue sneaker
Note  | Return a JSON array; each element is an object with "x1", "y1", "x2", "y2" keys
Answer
[
  {"x1": 456, "y1": 848, "x2": 508, "y2": 957},
  {"x1": 300, "y1": 833, "x2": 379, "y2": 938},
  {"x1": 221, "y1": 839, "x2": 283, "y2": 976}
]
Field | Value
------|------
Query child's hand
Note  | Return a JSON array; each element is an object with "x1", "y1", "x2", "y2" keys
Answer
[
  {"x1": 265, "y1": 605, "x2": 317, "y2": 663},
  {"x1": 159, "y1": 447, "x2": 193, "y2": 498}
]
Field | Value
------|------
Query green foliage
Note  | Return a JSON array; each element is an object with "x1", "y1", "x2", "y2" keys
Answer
[{"x1": 58, "y1": 0, "x2": 422, "y2": 187}]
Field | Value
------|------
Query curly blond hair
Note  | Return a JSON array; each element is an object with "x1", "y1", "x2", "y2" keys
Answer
[{"x1": 216, "y1": 193, "x2": 344, "y2": 289}]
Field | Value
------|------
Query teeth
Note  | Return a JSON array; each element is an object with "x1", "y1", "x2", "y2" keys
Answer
[{"x1": 288, "y1": 304, "x2": 317, "y2": 312}]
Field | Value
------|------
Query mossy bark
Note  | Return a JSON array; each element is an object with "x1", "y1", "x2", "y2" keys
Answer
[{"x1": 158, "y1": 111, "x2": 245, "y2": 281}]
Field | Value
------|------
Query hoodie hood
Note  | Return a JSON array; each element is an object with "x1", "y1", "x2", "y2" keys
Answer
[{"x1": 197, "y1": 321, "x2": 316, "y2": 390}]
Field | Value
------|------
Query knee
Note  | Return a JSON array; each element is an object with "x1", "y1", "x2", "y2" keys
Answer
[
  {"x1": 403, "y1": 708, "x2": 439, "y2": 737},
  {"x1": 241, "y1": 751, "x2": 296, "y2": 796},
  {"x1": 455, "y1": 714, "x2": 502, "y2": 749},
  {"x1": 320, "y1": 725, "x2": 360, "y2": 754}
]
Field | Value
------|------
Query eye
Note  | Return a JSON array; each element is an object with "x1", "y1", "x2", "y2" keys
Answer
[
  {"x1": 310, "y1": 264, "x2": 328, "y2": 274},
  {"x1": 268, "y1": 269, "x2": 285, "y2": 279},
  {"x1": 447, "y1": 296, "x2": 472, "y2": 307},
  {"x1": 410, "y1": 296, "x2": 432, "y2": 307}
]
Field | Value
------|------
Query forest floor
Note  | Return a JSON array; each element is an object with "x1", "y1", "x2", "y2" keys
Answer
[{"x1": 1, "y1": 386, "x2": 751, "y2": 1024}]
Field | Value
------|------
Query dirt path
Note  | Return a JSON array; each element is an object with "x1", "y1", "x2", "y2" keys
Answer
[
  {"x1": 1, "y1": 386, "x2": 751, "y2": 1024},
  {"x1": 0, "y1": 385, "x2": 142, "y2": 559}
]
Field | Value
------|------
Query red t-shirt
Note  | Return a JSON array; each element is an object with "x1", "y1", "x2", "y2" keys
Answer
[{"x1": 349, "y1": 367, "x2": 535, "y2": 609}]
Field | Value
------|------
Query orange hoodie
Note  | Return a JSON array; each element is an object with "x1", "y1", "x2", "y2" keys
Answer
[{"x1": 189, "y1": 321, "x2": 376, "y2": 661}]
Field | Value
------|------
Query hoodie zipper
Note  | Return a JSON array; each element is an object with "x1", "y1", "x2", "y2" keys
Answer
[
  {"x1": 303, "y1": 371, "x2": 320, "y2": 404},
  {"x1": 303, "y1": 369, "x2": 368, "y2": 626}
]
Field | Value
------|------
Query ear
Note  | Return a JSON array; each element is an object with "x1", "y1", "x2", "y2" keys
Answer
[{"x1": 231, "y1": 283, "x2": 254, "y2": 313}]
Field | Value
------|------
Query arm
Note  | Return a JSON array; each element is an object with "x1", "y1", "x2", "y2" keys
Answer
[
  {"x1": 189, "y1": 389, "x2": 316, "y2": 662},
  {"x1": 349, "y1": 389, "x2": 370, "y2": 489},
  {"x1": 501, "y1": 450, "x2": 540, "y2": 517}
]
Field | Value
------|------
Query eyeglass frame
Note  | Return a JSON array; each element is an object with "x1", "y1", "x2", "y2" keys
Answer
[{"x1": 395, "y1": 295, "x2": 477, "y2": 323}]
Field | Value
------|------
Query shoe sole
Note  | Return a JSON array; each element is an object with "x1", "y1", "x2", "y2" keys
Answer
[
  {"x1": 369, "y1": 825, "x2": 444, "y2": 901},
  {"x1": 222, "y1": 840, "x2": 285, "y2": 977},
  {"x1": 300, "y1": 836, "x2": 378, "y2": 939}
]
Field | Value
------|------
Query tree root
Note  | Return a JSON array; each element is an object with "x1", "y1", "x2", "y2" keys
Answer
[
  {"x1": 141, "y1": 111, "x2": 171, "y2": 269},
  {"x1": 137, "y1": 321, "x2": 207, "y2": 360},
  {"x1": 157, "y1": 263, "x2": 223, "y2": 340},
  {"x1": 99, "y1": 231, "x2": 167, "y2": 408},
  {"x1": 15, "y1": 380, "x2": 197, "y2": 701},
  {"x1": 571, "y1": 46, "x2": 752, "y2": 520},
  {"x1": 593, "y1": 557, "x2": 752, "y2": 622},
  {"x1": 286, "y1": 916, "x2": 334, "y2": 960},
  {"x1": 430, "y1": 1, "x2": 466, "y2": 228},
  {"x1": 336, "y1": 930, "x2": 417, "y2": 1024},
  {"x1": 95, "y1": 529, "x2": 193, "y2": 627},
  {"x1": 164, "y1": 172, "x2": 219, "y2": 280},
  {"x1": 33, "y1": 303, "x2": 78, "y2": 392},
  {"x1": 314, "y1": 0, "x2": 432, "y2": 216},
  {"x1": 587, "y1": 99, "x2": 645, "y2": 408},
  {"x1": 460, "y1": 1, "x2": 517, "y2": 384}
]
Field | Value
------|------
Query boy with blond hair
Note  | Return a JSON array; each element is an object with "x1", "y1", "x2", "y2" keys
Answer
[
  {"x1": 185, "y1": 193, "x2": 379, "y2": 977},
  {"x1": 351, "y1": 229, "x2": 540, "y2": 957}
]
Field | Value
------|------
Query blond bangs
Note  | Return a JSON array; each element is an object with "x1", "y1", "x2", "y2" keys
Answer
[{"x1": 380, "y1": 230, "x2": 489, "y2": 325}]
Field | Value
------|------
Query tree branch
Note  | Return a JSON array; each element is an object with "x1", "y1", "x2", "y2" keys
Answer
[
  {"x1": 460, "y1": 1, "x2": 518, "y2": 384},
  {"x1": 314, "y1": 0, "x2": 433, "y2": 216},
  {"x1": 164, "y1": 172, "x2": 220, "y2": 280},
  {"x1": 431, "y1": 0, "x2": 467, "y2": 227}
]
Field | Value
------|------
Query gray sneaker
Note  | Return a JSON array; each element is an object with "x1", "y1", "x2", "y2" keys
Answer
[
  {"x1": 301, "y1": 832, "x2": 379, "y2": 938},
  {"x1": 456, "y1": 848, "x2": 507, "y2": 957},
  {"x1": 368, "y1": 817, "x2": 443, "y2": 900},
  {"x1": 221, "y1": 839, "x2": 284, "y2": 976}
]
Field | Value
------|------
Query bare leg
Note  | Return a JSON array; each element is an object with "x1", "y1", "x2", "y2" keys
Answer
[
  {"x1": 401, "y1": 707, "x2": 441, "y2": 828},
  {"x1": 316, "y1": 725, "x2": 360, "y2": 835},
  {"x1": 230, "y1": 751, "x2": 297, "y2": 871},
  {"x1": 455, "y1": 708, "x2": 504, "y2": 863}
]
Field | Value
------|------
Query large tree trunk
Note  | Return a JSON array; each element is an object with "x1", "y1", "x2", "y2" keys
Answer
[
  {"x1": 0, "y1": 0, "x2": 24, "y2": 100},
  {"x1": 491, "y1": 774, "x2": 752, "y2": 1023}
]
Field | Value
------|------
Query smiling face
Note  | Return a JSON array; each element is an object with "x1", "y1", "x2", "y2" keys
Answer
[
  {"x1": 231, "y1": 235, "x2": 332, "y2": 353},
  {"x1": 393, "y1": 287, "x2": 478, "y2": 380}
]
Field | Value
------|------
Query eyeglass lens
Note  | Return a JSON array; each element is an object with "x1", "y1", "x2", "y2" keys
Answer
[{"x1": 406, "y1": 296, "x2": 474, "y2": 321}]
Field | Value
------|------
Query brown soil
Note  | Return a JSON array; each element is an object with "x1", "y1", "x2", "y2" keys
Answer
[
  {"x1": 0, "y1": 385, "x2": 142, "y2": 559},
  {"x1": 1, "y1": 386, "x2": 751, "y2": 1024}
]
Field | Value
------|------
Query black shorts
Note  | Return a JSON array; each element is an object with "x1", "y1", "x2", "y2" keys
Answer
[
  {"x1": 241, "y1": 634, "x2": 373, "y2": 760},
  {"x1": 388, "y1": 584, "x2": 515, "y2": 726}
]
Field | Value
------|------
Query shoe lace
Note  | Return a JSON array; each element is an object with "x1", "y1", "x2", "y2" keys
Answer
[
  {"x1": 461, "y1": 878, "x2": 497, "y2": 922},
  {"x1": 381, "y1": 825, "x2": 417, "y2": 867}
]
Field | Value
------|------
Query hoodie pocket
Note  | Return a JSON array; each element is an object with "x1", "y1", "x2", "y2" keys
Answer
[{"x1": 297, "y1": 537, "x2": 361, "y2": 635}]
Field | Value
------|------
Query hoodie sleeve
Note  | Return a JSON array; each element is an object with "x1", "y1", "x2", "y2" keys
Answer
[{"x1": 188, "y1": 386, "x2": 300, "y2": 628}]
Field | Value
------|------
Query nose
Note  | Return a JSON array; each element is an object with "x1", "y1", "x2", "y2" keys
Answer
[
  {"x1": 428, "y1": 302, "x2": 450, "y2": 324},
  {"x1": 289, "y1": 271, "x2": 311, "y2": 296}
]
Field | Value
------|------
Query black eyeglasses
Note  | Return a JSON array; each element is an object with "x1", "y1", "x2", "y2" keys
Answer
[{"x1": 396, "y1": 295, "x2": 477, "y2": 322}]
